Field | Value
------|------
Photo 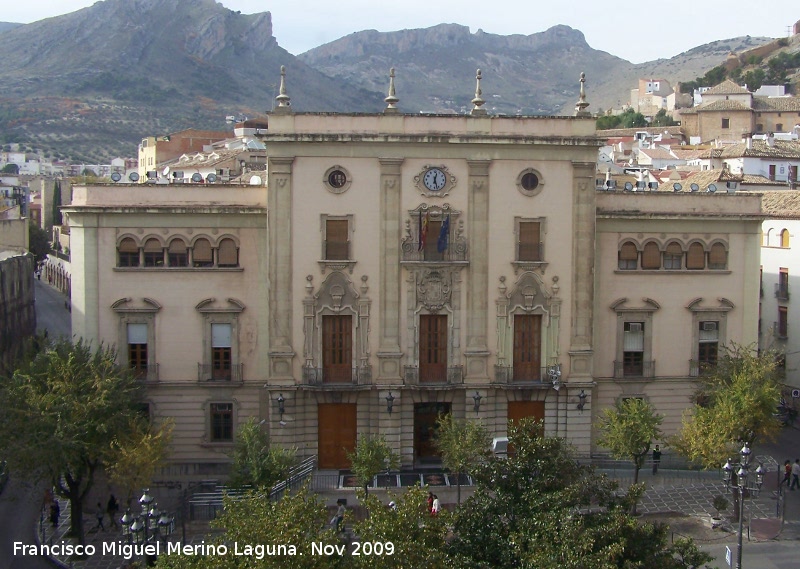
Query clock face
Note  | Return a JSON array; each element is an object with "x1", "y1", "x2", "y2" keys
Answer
[{"x1": 423, "y1": 168, "x2": 447, "y2": 191}]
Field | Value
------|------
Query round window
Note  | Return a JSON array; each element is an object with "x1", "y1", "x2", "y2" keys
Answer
[
  {"x1": 328, "y1": 170, "x2": 347, "y2": 189},
  {"x1": 516, "y1": 168, "x2": 544, "y2": 197},
  {"x1": 521, "y1": 172, "x2": 539, "y2": 191}
]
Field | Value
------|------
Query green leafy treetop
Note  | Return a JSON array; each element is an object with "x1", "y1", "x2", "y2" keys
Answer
[
  {"x1": 228, "y1": 416, "x2": 297, "y2": 490},
  {"x1": 0, "y1": 338, "x2": 169, "y2": 547},
  {"x1": 347, "y1": 434, "x2": 400, "y2": 495},
  {"x1": 434, "y1": 412, "x2": 491, "y2": 503},
  {"x1": 671, "y1": 344, "x2": 781, "y2": 469},
  {"x1": 449, "y1": 419, "x2": 713, "y2": 569}
]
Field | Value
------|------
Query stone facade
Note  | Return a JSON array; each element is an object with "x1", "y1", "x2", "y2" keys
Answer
[{"x1": 0, "y1": 252, "x2": 36, "y2": 375}]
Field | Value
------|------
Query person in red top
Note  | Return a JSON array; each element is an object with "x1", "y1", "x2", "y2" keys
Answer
[
  {"x1": 784, "y1": 460, "x2": 792, "y2": 488},
  {"x1": 426, "y1": 491, "x2": 434, "y2": 513}
]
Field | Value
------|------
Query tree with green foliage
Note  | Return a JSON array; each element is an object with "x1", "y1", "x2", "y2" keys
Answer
[
  {"x1": 671, "y1": 344, "x2": 781, "y2": 521},
  {"x1": 1, "y1": 162, "x2": 19, "y2": 174},
  {"x1": 0, "y1": 338, "x2": 159, "y2": 547},
  {"x1": 651, "y1": 109, "x2": 678, "y2": 127},
  {"x1": 347, "y1": 434, "x2": 400, "y2": 496},
  {"x1": 742, "y1": 69, "x2": 765, "y2": 91},
  {"x1": 28, "y1": 223, "x2": 51, "y2": 264},
  {"x1": 351, "y1": 486, "x2": 451, "y2": 569},
  {"x1": 596, "y1": 397, "x2": 663, "y2": 514},
  {"x1": 449, "y1": 419, "x2": 713, "y2": 569},
  {"x1": 52, "y1": 179, "x2": 62, "y2": 226},
  {"x1": 228, "y1": 416, "x2": 297, "y2": 490},
  {"x1": 155, "y1": 486, "x2": 337, "y2": 569},
  {"x1": 434, "y1": 413, "x2": 491, "y2": 503}
]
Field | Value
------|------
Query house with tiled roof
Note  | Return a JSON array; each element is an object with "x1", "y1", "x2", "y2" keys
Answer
[
  {"x1": 717, "y1": 137, "x2": 800, "y2": 185},
  {"x1": 636, "y1": 147, "x2": 686, "y2": 170}
]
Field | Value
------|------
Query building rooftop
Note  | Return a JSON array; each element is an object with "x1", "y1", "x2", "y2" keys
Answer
[
  {"x1": 719, "y1": 140, "x2": 800, "y2": 159},
  {"x1": 703, "y1": 79, "x2": 751, "y2": 96}
]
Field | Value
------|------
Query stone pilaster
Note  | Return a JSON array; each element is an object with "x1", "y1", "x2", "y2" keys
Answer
[
  {"x1": 70, "y1": 212, "x2": 99, "y2": 342},
  {"x1": 464, "y1": 160, "x2": 491, "y2": 379},
  {"x1": 268, "y1": 156, "x2": 295, "y2": 380},
  {"x1": 377, "y1": 158, "x2": 404, "y2": 382},
  {"x1": 568, "y1": 161, "x2": 595, "y2": 381}
]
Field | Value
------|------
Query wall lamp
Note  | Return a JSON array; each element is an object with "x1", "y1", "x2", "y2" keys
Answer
[
  {"x1": 577, "y1": 390, "x2": 588, "y2": 412},
  {"x1": 385, "y1": 392, "x2": 395, "y2": 414},
  {"x1": 276, "y1": 393, "x2": 285, "y2": 421},
  {"x1": 472, "y1": 391, "x2": 482, "y2": 414}
]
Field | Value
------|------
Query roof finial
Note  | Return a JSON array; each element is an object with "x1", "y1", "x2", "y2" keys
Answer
[
  {"x1": 575, "y1": 72, "x2": 590, "y2": 117},
  {"x1": 274, "y1": 65, "x2": 291, "y2": 113},
  {"x1": 471, "y1": 69, "x2": 487, "y2": 116},
  {"x1": 384, "y1": 68, "x2": 399, "y2": 113}
]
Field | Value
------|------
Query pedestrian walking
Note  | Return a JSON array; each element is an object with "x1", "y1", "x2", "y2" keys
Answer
[
  {"x1": 427, "y1": 491, "x2": 434, "y2": 514},
  {"x1": 791, "y1": 459, "x2": 800, "y2": 491},
  {"x1": 49, "y1": 501, "x2": 60, "y2": 527},
  {"x1": 93, "y1": 501, "x2": 105, "y2": 531},
  {"x1": 783, "y1": 460, "x2": 792, "y2": 488},
  {"x1": 652, "y1": 445, "x2": 662, "y2": 475},
  {"x1": 431, "y1": 495, "x2": 440, "y2": 516},
  {"x1": 333, "y1": 500, "x2": 345, "y2": 533},
  {"x1": 107, "y1": 494, "x2": 120, "y2": 528}
]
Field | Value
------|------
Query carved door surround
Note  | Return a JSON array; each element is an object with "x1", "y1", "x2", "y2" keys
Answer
[{"x1": 401, "y1": 203, "x2": 467, "y2": 263}]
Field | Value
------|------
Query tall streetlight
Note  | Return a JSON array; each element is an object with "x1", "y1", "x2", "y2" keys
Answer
[
  {"x1": 120, "y1": 489, "x2": 174, "y2": 566},
  {"x1": 722, "y1": 443, "x2": 764, "y2": 569}
]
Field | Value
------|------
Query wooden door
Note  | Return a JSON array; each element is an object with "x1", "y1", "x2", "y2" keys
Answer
[
  {"x1": 318, "y1": 403, "x2": 357, "y2": 469},
  {"x1": 322, "y1": 315, "x2": 352, "y2": 383},
  {"x1": 419, "y1": 315, "x2": 447, "y2": 382},
  {"x1": 513, "y1": 314, "x2": 542, "y2": 381},
  {"x1": 414, "y1": 403, "x2": 451, "y2": 462}
]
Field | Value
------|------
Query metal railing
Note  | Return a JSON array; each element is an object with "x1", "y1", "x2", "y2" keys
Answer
[
  {"x1": 269, "y1": 455, "x2": 317, "y2": 501},
  {"x1": 688, "y1": 360, "x2": 716, "y2": 378},
  {"x1": 493, "y1": 365, "x2": 553, "y2": 385},
  {"x1": 775, "y1": 282, "x2": 790, "y2": 301},
  {"x1": 197, "y1": 363, "x2": 244, "y2": 383},
  {"x1": 400, "y1": 241, "x2": 468, "y2": 262},
  {"x1": 302, "y1": 365, "x2": 371, "y2": 385},
  {"x1": 774, "y1": 321, "x2": 789, "y2": 339},
  {"x1": 613, "y1": 360, "x2": 655, "y2": 379},
  {"x1": 403, "y1": 365, "x2": 464, "y2": 385}
]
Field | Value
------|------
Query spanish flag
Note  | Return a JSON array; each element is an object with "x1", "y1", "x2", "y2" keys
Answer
[{"x1": 419, "y1": 212, "x2": 429, "y2": 251}]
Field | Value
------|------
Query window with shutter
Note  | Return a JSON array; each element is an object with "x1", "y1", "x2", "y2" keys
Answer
[
  {"x1": 618, "y1": 241, "x2": 638, "y2": 270},
  {"x1": 698, "y1": 321, "x2": 719, "y2": 367},
  {"x1": 325, "y1": 219, "x2": 349, "y2": 260},
  {"x1": 218, "y1": 238, "x2": 238, "y2": 267},
  {"x1": 118, "y1": 238, "x2": 139, "y2": 267},
  {"x1": 641, "y1": 242, "x2": 661, "y2": 270},
  {"x1": 211, "y1": 323, "x2": 232, "y2": 380},
  {"x1": 623, "y1": 322, "x2": 645, "y2": 376},
  {"x1": 210, "y1": 403, "x2": 233, "y2": 441},
  {"x1": 127, "y1": 323, "x2": 148, "y2": 377},
  {"x1": 664, "y1": 242, "x2": 683, "y2": 270},
  {"x1": 193, "y1": 238, "x2": 213, "y2": 267},
  {"x1": 781, "y1": 229, "x2": 790, "y2": 248},
  {"x1": 168, "y1": 238, "x2": 188, "y2": 267},
  {"x1": 143, "y1": 238, "x2": 163, "y2": 267},
  {"x1": 708, "y1": 243, "x2": 727, "y2": 269},
  {"x1": 322, "y1": 315, "x2": 352, "y2": 383},
  {"x1": 424, "y1": 220, "x2": 443, "y2": 261},
  {"x1": 687, "y1": 243, "x2": 705, "y2": 270},
  {"x1": 518, "y1": 221, "x2": 541, "y2": 262},
  {"x1": 419, "y1": 315, "x2": 447, "y2": 382}
]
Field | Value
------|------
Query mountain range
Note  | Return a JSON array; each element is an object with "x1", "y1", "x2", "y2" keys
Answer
[{"x1": 0, "y1": 0, "x2": 773, "y2": 163}]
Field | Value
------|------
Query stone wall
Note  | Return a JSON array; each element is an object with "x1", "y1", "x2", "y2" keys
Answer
[{"x1": 0, "y1": 253, "x2": 36, "y2": 375}]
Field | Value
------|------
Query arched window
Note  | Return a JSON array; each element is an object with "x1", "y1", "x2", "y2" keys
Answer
[
  {"x1": 664, "y1": 242, "x2": 683, "y2": 270},
  {"x1": 218, "y1": 238, "x2": 239, "y2": 267},
  {"x1": 168, "y1": 238, "x2": 188, "y2": 267},
  {"x1": 193, "y1": 238, "x2": 213, "y2": 267},
  {"x1": 118, "y1": 238, "x2": 139, "y2": 267},
  {"x1": 709, "y1": 243, "x2": 727, "y2": 270},
  {"x1": 765, "y1": 228, "x2": 774, "y2": 247},
  {"x1": 687, "y1": 243, "x2": 705, "y2": 270},
  {"x1": 143, "y1": 238, "x2": 163, "y2": 267},
  {"x1": 641, "y1": 242, "x2": 661, "y2": 270},
  {"x1": 781, "y1": 229, "x2": 790, "y2": 248},
  {"x1": 618, "y1": 241, "x2": 638, "y2": 270}
]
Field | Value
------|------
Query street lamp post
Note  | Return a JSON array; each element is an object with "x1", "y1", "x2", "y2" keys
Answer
[
  {"x1": 120, "y1": 489, "x2": 175, "y2": 567},
  {"x1": 722, "y1": 443, "x2": 765, "y2": 569}
]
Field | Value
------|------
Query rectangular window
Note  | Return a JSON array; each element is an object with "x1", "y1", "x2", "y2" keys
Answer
[
  {"x1": 419, "y1": 314, "x2": 447, "y2": 382},
  {"x1": 143, "y1": 240, "x2": 163, "y2": 267},
  {"x1": 127, "y1": 323, "x2": 148, "y2": 378},
  {"x1": 698, "y1": 321, "x2": 719, "y2": 369},
  {"x1": 423, "y1": 220, "x2": 444, "y2": 261},
  {"x1": 769, "y1": 165, "x2": 777, "y2": 181},
  {"x1": 518, "y1": 221, "x2": 542, "y2": 262},
  {"x1": 778, "y1": 306, "x2": 788, "y2": 338},
  {"x1": 210, "y1": 403, "x2": 233, "y2": 442},
  {"x1": 618, "y1": 242, "x2": 638, "y2": 270},
  {"x1": 776, "y1": 123, "x2": 783, "y2": 132},
  {"x1": 623, "y1": 322, "x2": 644, "y2": 376},
  {"x1": 322, "y1": 315, "x2": 352, "y2": 383},
  {"x1": 778, "y1": 268, "x2": 789, "y2": 300},
  {"x1": 325, "y1": 219, "x2": 349, "y2": 260},
  {"x1": 168, "y1": 240, "x2": 188, "y2": 267},
  {"x1": 118, "y1": 239, "x2": 139, "y2": 267},
  {"x1": 211, "y1": 323, "x2": 232, "y2": 380},
  {"x1": 721, "y1": 118, "x2": 730, "y2": 129}
]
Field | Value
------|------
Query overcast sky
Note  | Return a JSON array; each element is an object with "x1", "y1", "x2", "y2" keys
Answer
[{"x1": 8, "y1": 1, "x2": 799, "y2": 63}]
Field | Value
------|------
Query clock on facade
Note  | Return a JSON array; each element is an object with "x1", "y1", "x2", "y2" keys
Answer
[{"x1": 423, "y1": 168, "x2": 447, "y2": 191}]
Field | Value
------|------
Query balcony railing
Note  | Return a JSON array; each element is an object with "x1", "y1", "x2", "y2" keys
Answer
[
  {"x1": 775, "y1": 282, "x2": 790, "y2": 301},
  {"x1": 688, "y1": 360, "x2": 716, "y2": 378},
  {"x1": 197, "y1": 363, "x2": 244, "y2": 383},
  {"x1": 302, "y1": 365, "x2": 371, "y2": 386},
  {"x1": 400, "y1": 241, "x2": 468, "y2": 263},
  {"x1": 132, "y1": 363, "x2": 159, "y2": 382},
  {"x1": 774, "y1": 321, "x2": 789, "y2": 339},
  {"x1": 403, "y1": 365, "x2": 464, "y2": 385},
  {"x1": 613, "y1": 360, "x2": 655, "y2": 379},
  {"x1": 493, "y1": 365, "x2": 552, "y2": 385}
]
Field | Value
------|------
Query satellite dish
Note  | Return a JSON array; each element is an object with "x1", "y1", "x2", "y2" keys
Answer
[
  {"x1": 162, "y1": 166, "x2": 170, "y2": 177},
  {"x1": 623, "y1": 182, "x2": 633, "y2": 191},
  {"x1": 128, "y1": 172, "x2": 140, "y2": 182},
  {"x1": 206, "y1": 173, "x2": 217, "y2": 183},
  {"x1": 249, "y1": 175, "x2": 262, "y2": 186},
  {"x1": 707, "y1": 184, "x2": 717, "y2": 193},
  {"x1": 690, "y1": 183, "x2": 699, "y2": 192},
  {"x1": 191, "y1": 173, "x2": 203, "y2": 183},
  {"x1": 673, "y1": 183, "x2": 682, "y2": 192},
  {"x1": 110, "y1": 172, "x2": 122, "y2": 182}
]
